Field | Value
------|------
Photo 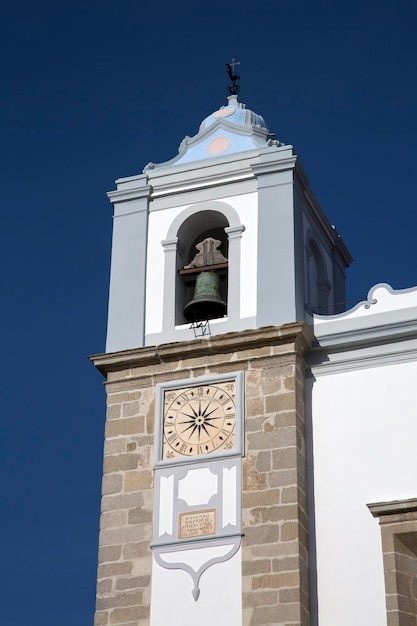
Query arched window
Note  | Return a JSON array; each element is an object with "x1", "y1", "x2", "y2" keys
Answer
[
  {"x1": 161, "y1": 202, "x2": 245, "y2": 336},
  {"x1": 306, "y1": 237, "x2": 331, "y2": 314},
  {"x1": 175, "y1": 211, "x2": 229, "y2": 325}
]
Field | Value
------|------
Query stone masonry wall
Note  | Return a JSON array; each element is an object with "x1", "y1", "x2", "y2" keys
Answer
[{"x1": 91, "y1": 323, "x2": 313, "y2": 626}]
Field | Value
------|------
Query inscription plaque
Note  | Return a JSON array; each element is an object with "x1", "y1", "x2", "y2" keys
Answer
[{"x1": 179, "y1": 509, "x2": 216, "y2": 539}]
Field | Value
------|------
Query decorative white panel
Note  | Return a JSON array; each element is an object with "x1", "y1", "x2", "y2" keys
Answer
[{"x1": 178, "y1": 468, "x2": 218, "y2": 506}]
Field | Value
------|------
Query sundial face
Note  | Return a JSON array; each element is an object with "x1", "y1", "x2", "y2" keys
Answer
[{"x1": 162, "y1": 381, "x2": 236, "y2": 459}]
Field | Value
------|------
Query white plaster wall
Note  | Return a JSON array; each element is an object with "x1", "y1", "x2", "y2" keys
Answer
[
  {"x1": 235, "y1": 192, "x2": 257, "y2": 319},
  {"x1": 311, "y1": 360, "x2": 417, "y2": 626},
  {"x1": 144, "y1": 192, "x2": 258, "y2": 336},
  {"x1": 145, "y1": 205, "x2": 180, "y2": 335},
  {"x1": 150, "y1": 548, "x2": 242, "y2": 626}
]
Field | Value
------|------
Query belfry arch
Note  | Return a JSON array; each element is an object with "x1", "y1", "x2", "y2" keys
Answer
[{"x1": 161, "y1": 201, "x2": 245, "y2": 331}]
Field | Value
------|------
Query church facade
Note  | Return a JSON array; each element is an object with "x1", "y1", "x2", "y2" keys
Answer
[{"x1": 91, "y1": 90, "x2": 417, "y2": 626}]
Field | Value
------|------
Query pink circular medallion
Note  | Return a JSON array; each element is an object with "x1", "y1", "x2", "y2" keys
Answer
[{"x1": 207, "y1": 136, "x2": 230, "y2": 155}]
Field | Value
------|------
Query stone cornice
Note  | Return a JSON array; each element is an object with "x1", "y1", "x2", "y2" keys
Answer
[
  {"x1": 90, "y1": 323, "x2": 314, "y2": 377},
  {"x1": 367, "y1": 498, "x2": 417, "y2": 518}
]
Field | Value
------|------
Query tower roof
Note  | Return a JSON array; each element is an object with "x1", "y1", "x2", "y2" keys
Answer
[{"x1": 144, "y1": 95, "x2": 281, "y2": 172}]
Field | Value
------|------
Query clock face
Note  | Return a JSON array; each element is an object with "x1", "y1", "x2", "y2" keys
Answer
[{"x1": 162, "y1": 381, "x2": 236, "y2": 459}]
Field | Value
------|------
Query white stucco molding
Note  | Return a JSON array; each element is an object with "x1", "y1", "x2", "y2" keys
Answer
[
  {"x1": 165, "y1": 201, "x2": 242, "y2": 240},
  {"x1": 315, "y1": 283, "x2": 417, "y2": 325},
  {"x1": 309, "y1": 283, "x2": 417, "y2": 374},
  {"x1": 147, "y1": 151, "x2": 258, "y2": 202}
]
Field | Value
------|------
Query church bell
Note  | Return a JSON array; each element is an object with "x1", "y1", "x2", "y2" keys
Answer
[{"x1": 183, "y1": 271, "x2": 227, "y2": 322}]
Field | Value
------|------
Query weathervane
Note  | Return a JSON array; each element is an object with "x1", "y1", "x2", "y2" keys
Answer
[{"x1": 226, "y1": 58, "x2": 240, "y2": 95}]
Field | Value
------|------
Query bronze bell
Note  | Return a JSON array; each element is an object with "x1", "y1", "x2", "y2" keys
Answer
[{"x1": 183, "y1": 271, "x2": 227, "y2": 322}]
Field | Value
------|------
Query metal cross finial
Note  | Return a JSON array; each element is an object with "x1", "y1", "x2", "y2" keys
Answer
[
  {"x1": 230, "y1": 58, "x2": 240, "y2": 74},
  {"x1": 225, "y1": 58, "x2": 240, "y2": 95}
]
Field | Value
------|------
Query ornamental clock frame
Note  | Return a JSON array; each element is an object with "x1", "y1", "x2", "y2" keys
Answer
[
  {"x1": 154, "y1": 372, "x2": 244, "y2": 466},
  {"x1": 151, "y1": 372, "x2": 244, "y2": 601}
]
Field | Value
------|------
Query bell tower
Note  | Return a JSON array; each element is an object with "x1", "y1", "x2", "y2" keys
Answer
[{"x1": 92, "y1": 76, "x2": 351, "y2": 626}]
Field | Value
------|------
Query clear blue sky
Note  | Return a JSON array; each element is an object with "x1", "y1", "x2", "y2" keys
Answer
[{"x1": 1, "y1": 1, "x2": 417, "y2": 624}]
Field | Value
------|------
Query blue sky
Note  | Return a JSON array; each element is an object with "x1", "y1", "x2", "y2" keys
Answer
[{"x1": 2, "y1": 1, "x2": 417, "y2": 624}]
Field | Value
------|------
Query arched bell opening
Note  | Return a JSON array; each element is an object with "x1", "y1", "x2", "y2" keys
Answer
[
  {"x1": 175, "y1": 211, "x2": 230, "y2": 325},
  {"x1": 306, "y1": 237, "x2": 331, "y2": 314}
]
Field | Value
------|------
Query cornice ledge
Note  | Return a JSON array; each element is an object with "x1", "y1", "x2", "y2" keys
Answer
[
  {"x1": 313, "y1": 317, "x2": 417, "y2": 351},
  {"x1": 251, "y1": 154, "x2": 297, "y2": 177},
  {"x1": 149, "y1": 167, "x2": 254, "y2": 199},
  {"x1": 367, "y1": 498, "x2": 417, "y2": 518},
  {"x1": 89, "y1": 323, "x2": 314, "y2": 376},
  {"x1": 107, "y1": 185, "x2": 152, "y2": 204}
]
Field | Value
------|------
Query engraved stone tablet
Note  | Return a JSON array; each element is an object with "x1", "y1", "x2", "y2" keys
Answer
[{"x1": 179, "y1": 509, "x2": 216, "y2": 539}]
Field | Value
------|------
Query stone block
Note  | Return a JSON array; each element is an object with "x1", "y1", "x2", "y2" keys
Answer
[
  {"x1": 107, "y1": 376, "x2": 154, "y2": 392},
  {"x1": 272, "y1": 556, "x2": 299, "y2": 573},
  {"x1": 242, "y1": 606, "x2": 254, "y2": 626},
  {"x1": 242, "y1": 559, "x2": 272, "y2": 576},
  {"x1": 271, "y1": 411, "x2": 297, "y2": 429},
  {"x1": 128, "y1": 506, "x2": 153, "y2": 525},
  {"x1": 146, "y1": 397, "x2": 155, "y2": 434},
  {"x1": 97, "y1": 561, "x2": 132, "y2": 578},
  {"x1": 102, "y1": 474, "x2": 123, "y2": 496},
  {"x1": 109, "y1": 606, "x2": 149, "y2": 624},
  {"x1": 124, "y1": 471, "x2": 153, "y2": 492},
  {"x1": 252, "y1": 571, "x2": 299, "y2": 590},
  {"x1": 255, "y1": 451, "x2": 271, "y2": 473},
  {"x1": 242, "y1": 489, "x2": 280, "y2": 508},
  {"x1": 243, "y1": 524, "x2": 280, "y2": 546},
  {"x1": 246, "y1": 396, "x2": 265, "y2": 417},
  {"x1": 245, "y1": 370, "x2": 262, "y2": 396},
  {"x1": 251, "y1": 602, "x2": 300, "y2": 624},
  {"x1": 281, "y1": 485, "x2": 298, "y2": 503},
  {"x1": 247, "y1": 429, "x2": 295, "y2": 451},
  {"x1": 265, "y1": 392, "x2": 296, "y2": 413},
  {"x1": 260, "y1": 369, "x2": 291, "y2": 395},
  {"x1": 267, "y1": 468, "x2": 297, "y2": 488},
  {"x1": 260, "y1": 504, "x2": 297, "y2": 523},
  {"x1": 107, "y1": 370, "x2": 131, "y2": 383},
  {"x1": 116, "y1": 576, "x2": 151, "y2": 590},
  {"x1": 271, "y1": 447, "x2": 298, "y2": 470},
  {"x1": 244, "y1": 455, "x2": 268, "y2": 491},
  {"x1": 101, "y1": 492, "x2": 143, "y2": 513},
  {"x1": 122, "y1": 542, "x2": 150, "y2": 559},
  {"x1": 97, "y1": 578, "x2": 113, "y2": 594},
  {"x1": 101, "y1": 510, "x2": 128, "y2": 530},
  {"x1": 245, "y1": 415, "x2": 271, "y2": 434},
  {"x1": 131, "y1": 555, "x2": 153, "y2": 576},
  {"x1": 104, "y1": 439, "x2": 126, "y2": 455},
  {"x1": 103, "y1": 454, "x2": 142, "y2": 474},
  {"x1": 107, "y1": 405, "x2": 121, "y2": 420},
  {"x1": 96, "y1": 591, "x2": 143, "y2": 611},
  {"x1": 98, "y1": 545, "x2": 122, "y2": 564},
  {"x1": 279, "y1": 587, "x2": 300, "y2": 604},
  {"x1": 242, "y1": 509, "x2": 262, "y2": 526},
  {"x1": 242, "y1": 589, "x2": 278, "y2": 607},
  {"x1": 122, "y1": 401, "x2": 140, "y2": 418},
  {"x1": 252, "y1": 540, "x2": 299, "y2": 558},
  {"x1": 94, "y1": 610, "x2": 109, "y2": 626},
  {"x1": 100, "y1": 525, "x2": 152, "y2": 547},
  {"x1": 107, "y1": 391, "x2": 142, "y2": 405},
  {"x1": 281, "y1": 521, "x2": 299, "y2": 542},
  {"x1": 105, "y1": 417, "x2": 145, "y2": 438}
]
